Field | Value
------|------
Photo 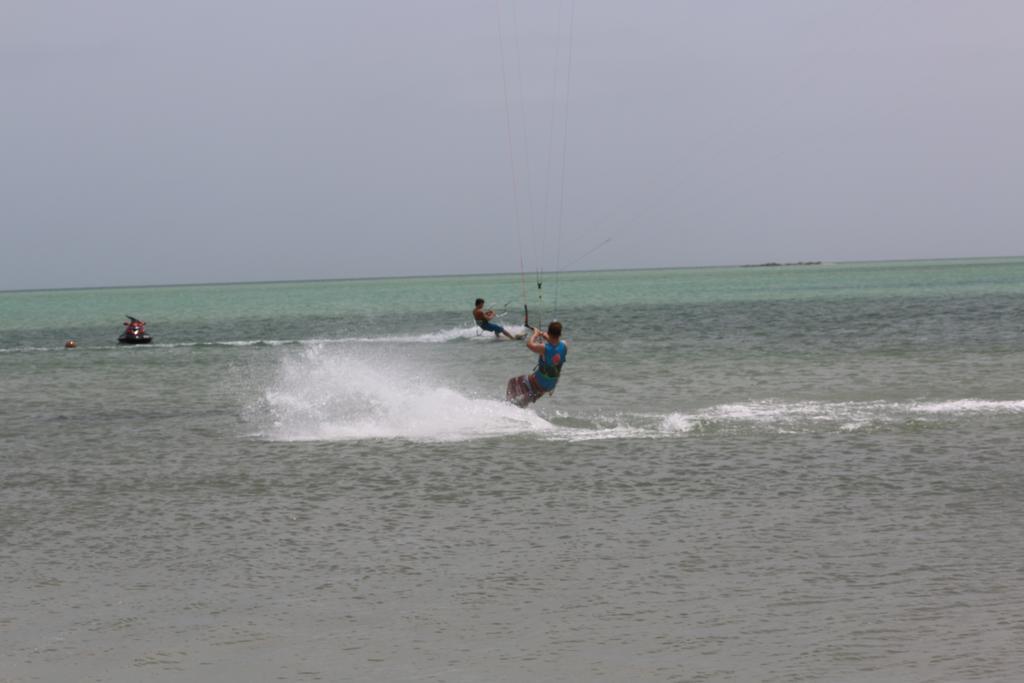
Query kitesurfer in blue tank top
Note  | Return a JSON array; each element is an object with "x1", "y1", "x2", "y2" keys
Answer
[{"x1": 506, "y1": 321, "x2": 568, "y2": 407}]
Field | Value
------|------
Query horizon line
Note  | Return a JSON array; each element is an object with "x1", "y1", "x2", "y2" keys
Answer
[{"x1": 3, "y1": 254, "x2": 1022, "y2": 295}]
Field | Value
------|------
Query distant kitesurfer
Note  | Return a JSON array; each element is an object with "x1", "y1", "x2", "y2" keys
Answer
[
  {"x1": 473, "y1": 298, "x2": 518, "y2": 340},
  {"x1": 506, "y1": 321, "x2": 567, "y2": 408}
]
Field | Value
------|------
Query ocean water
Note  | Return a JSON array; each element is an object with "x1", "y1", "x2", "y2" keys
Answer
[{"x1": 2, "y1": 258, "x2": 1024, "y2": 682}]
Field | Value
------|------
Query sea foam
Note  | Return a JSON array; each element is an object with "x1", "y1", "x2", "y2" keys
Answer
[
  {"x1": 660, "y1": 398, "x2": 1024, "y2": 435},
  {"x1": 160, "y1": 325, "x2": 528, "y2": 349}
]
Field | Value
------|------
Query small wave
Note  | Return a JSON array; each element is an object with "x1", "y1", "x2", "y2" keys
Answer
[
  {"x1": 136, "y1": 325, "x2": 522, "y2": 348},
  {"x1": 157, "y1": 339, "x2": 301, "y2": 348},
  {"x1": 0, "y1": 346, "x2": 60, "y2": 353},
  {"x1": 343, "y1": 324, "x2": 529, "y2": 344},
  {"x1": 245, "y1": 346, "x2": 1024, "y2": 443},
  {"x1": 251, "y1": 364, "x2": 1024, "y2": 441},
  {"x1": 659, "y1": 398, "x2": 1024, "y2": 435},
  {"x1": 342, "y1": 325, "x2": 506, "y2": 344},
  {"x1": 907, "y1": 399, "x2": 1024, "y2": 414},
  {"x1": 0, "y1": 325, "x2": 526, "y2": 354},
  {"x1": 660, "y1": 400, "x2": 890, "y2": 434}
]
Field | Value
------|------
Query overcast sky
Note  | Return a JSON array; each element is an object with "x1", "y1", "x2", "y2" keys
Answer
[{"x1": 3, "y1": 1, "x2": 1022, "y2": 290}]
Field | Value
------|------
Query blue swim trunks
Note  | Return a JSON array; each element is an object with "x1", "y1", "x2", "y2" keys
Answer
[{"x1": 479, "y1": 321, "x2": 505, "y2": 336}]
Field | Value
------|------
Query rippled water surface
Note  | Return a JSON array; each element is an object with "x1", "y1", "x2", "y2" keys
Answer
[{"x1": 3, "y1": 259, "x2": 1024, "y2": 681}]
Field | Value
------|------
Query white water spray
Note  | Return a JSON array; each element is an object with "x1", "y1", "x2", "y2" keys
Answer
[{"x1": 253, "y1": 345, "x2": 551, "y2": 442}]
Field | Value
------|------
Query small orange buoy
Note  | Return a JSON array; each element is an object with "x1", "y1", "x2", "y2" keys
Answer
[{"x1": 65, "y1": 340, "x2": 77, "y2": 348}]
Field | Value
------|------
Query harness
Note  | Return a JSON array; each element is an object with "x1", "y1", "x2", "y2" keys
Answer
[
  {"x1": 534, "y1": 341, "x2": 566, "y2": 381},
  {"x1": 536, "y1": 357, "x2": 563, "y2": 378}
]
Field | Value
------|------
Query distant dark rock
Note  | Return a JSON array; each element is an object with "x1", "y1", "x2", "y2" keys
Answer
[{"x1": 743, "y1": 261, "x2": 822, "y2": 268}]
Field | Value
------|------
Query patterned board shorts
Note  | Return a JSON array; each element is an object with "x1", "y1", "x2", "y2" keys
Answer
[{"x1": 506, "y1": 374, "x2": 543, "y2": 408}]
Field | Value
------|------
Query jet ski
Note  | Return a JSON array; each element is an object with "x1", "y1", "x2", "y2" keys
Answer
[{"x1": 118, "y1": 316, "x2": 152, "y2": 344}]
